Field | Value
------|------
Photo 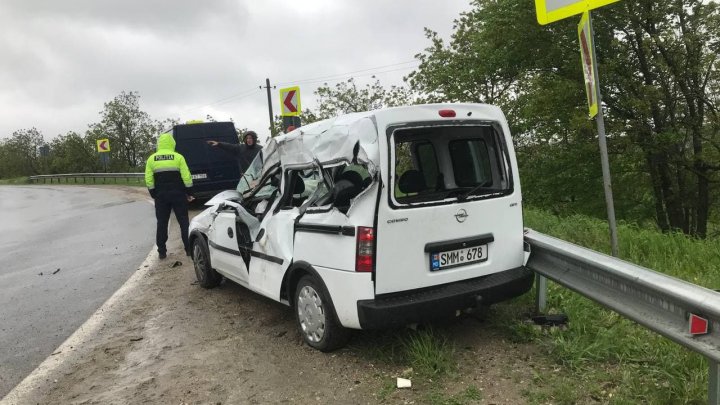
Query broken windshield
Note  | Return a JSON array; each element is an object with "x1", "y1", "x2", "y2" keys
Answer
[{"x1": 237, "y1": 152, "x2": 264, "y2": 194}]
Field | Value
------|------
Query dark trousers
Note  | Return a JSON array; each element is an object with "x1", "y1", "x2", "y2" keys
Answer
[{"x1": 155, "y1": 190, "x2": 189, "y2": 254}]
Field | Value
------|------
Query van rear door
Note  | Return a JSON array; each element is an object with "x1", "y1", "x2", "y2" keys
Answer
[
  {"x1": 173, "y1": 122, "x2": 241, "y2": 193},
  {"x1": 374, "y1": 122, "x2": 524, "y2": 295}
]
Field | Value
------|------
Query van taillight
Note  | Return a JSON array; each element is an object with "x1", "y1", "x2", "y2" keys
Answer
[
  {"x1": 438, "y1": 109, "x2": 456, "y2": 118},
  {"x1": 356, "y1": 226, "x2": 374, "y2": 272}
]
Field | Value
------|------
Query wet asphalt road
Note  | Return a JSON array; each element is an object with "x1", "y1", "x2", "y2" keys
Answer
[{"x1": 0, "y1": 186, "x2": 155, "y2": 398}]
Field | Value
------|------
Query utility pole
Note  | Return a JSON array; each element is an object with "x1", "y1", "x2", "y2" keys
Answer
[{"x1": 260, "y1": 78, "x2": 275, "y2": 136}]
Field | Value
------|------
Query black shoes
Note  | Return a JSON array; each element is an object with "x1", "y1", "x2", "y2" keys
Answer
[
  {"x1": 185, "y1": 247, "x2": 192, "y2": 257},
  {"x1": 159, "y1": 252, "x2": 167, "y2": 260}
]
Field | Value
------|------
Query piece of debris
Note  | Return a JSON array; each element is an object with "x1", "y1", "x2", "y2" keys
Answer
[
  {"x1": 129, "y1": 337, "x2": 144, "y2": 342},
  {"x1": 532, "y1": 314, "x2": 569, "y2": 326},
  {"x1": 396, "y1": 377, "x2": 412, "y2": 389},
  {"x1": 275, "y1": 330, "x2": 287, "y2": 338},
  {"x1": 52, "y1": 268, "x2": 61, "y2": 275},
  {"x1": 190, "y1": 281, "x2": 199, "y2": 285},
  {"x1": 171, "y1": 261, "x2": 182, "y2": 268},
  {"x1": 51, "y1": 350, "x2": 62, "y2": 356},
  {"x1": 38, "y1": 272, "x2": 43, "y2": 276}
]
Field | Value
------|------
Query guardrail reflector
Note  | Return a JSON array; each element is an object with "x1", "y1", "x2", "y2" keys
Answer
[{"x1": 690, "y1": 314, "x2": 709, "y2": 336}]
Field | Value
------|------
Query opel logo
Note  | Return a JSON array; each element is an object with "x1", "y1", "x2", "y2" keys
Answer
[{"x1": 455, "y1": 209, "x2": 468, "y2": 223}]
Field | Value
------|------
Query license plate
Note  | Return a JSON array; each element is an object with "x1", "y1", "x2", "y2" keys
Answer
[
  {"x1": 191, "y1": 173, "x2": 208, "y2": 180},
  {"x1": 430, "y1": 245, "x2": 487, "y2": 271}
]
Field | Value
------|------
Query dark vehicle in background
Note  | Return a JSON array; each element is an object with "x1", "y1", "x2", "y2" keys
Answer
[{"x1": 170, "y1": 121, "x2": 241, "y2": 198}]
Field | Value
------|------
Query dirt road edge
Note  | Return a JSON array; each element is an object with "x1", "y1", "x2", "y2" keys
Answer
[{"x1": 1, "y1": 248, "x2": 159, "y2": 404}]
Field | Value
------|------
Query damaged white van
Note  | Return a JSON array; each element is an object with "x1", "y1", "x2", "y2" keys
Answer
[{"x1": 189, "y1": 104, "x2": 534, "y2": 351}]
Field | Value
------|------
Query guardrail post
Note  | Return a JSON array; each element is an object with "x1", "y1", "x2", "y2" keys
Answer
[
  {"x1": 536, "y1": 274, "x2": 547, "y2": 314},
  {"x1": 710, "y1": 359, "x2": 720, "y2": 405}
]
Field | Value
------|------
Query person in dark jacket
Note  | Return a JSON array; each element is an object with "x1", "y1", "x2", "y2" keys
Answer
[
  {"x1": 206, "y1": 130, "x2": 262, "y2": 174},
  {"x1": 145, "y1": 133, "x2": 194, "y2": 259}
]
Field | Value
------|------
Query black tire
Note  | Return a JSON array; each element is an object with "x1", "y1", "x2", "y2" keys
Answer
[
  {"x1": 192, "y1": 236, "x2": 221, "y2": 289},
  {"x1": 294, "y1": 275, "x2": 351, "y2": 352}
]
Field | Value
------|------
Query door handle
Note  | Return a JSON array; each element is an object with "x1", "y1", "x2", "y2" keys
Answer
[{"x1": 227, "y1": 227, "x2": 234, "y2": 238}]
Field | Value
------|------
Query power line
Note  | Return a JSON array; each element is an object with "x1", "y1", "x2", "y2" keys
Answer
[
  {"x1": 290, "y1": 65, "x2": 419, "y2": 87},
  {"x1": 275, "y1": 59, "x2": 419, "y2": 87},
  {"x1": 179, "y1": 87, "x2": 260, "y2": 114},
  {"x1": 179, "y1": 59, "x2": 420, "y2": 115}
]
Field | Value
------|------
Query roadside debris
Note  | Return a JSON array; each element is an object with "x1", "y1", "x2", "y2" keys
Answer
[
  {"x1": 38, "y1": 272, "x2": 43, "y2": 276},
  {"x1": 171, "y1": 261, "x2": 182, "y2": 268},
  {"x1": 52, "y1": 268, "x2": 61, "y2": 274},
  {"x1": 396, "y1": 378, "x2": 412, "y2": 389},
  {"x1": 532, "y1": 314, "x2": 569, "y2": 327},
  {"x1": 129, "y1": 337, "x2": 143, "y2": 342}
]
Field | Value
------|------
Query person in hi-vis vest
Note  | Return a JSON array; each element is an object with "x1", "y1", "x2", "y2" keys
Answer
[{"x1": 145, "y1": 133, "x2": 194, "y2": 259}]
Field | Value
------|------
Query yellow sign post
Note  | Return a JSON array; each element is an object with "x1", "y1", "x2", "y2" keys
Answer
[
  {"x1": 279, "y1": 86, "x2": 301, "y2": 117},
  {"x1": 534, "y1": 1, "x2": 620, "y2": 257},
  {"x1": 578, "y1": 12, "x2": 598, "y2": 118},
  {"x1": 535, "y1": 0, "x2": 619, "y2": 25},
  {"x1": 96, "y1": 138, "x2": 110, "y2": 152}
]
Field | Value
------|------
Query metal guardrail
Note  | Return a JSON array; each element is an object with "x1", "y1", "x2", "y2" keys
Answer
[
  {"x1": 28, "y1": 173, "x2": 143, "y2": 184},
  {"x1": 525, "y1": 229, "x2": 720, "y2": 404}
]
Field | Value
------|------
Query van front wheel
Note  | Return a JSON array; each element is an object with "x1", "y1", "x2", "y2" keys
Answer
[
  {"x1": 294, "y1": 275, "x2": 350, "y2": 352},
  {"x1": 192, "y1": 237, "x2": 221, "y2": 289}
]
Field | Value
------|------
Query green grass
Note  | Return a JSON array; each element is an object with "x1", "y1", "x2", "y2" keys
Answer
[
  {"x1": 427, "y1": 385, "x2": 483, "y2": 405},
  {"x1": 521, "y1": 207, "x2": 717, "y2": 404},
  {"x1": 401, "y1": 328, "x2": 456, "y2": 378},
  {"x1": 0, "y1": 176, "x2": 30, "y2": 184}
]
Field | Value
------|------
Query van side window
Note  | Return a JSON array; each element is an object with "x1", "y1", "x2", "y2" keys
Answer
[
  {"x1": 329, "y1": 164, "x2": 372, "y2": 213},
  {"x1": 281, "y1": 167, "x2": 331, "y2": 209},
  {"x1": 395, "y1": 140, "x2": 439, "y2": 197},
  {"x1": 449, "y1": 139, "x2": 493, "y2": 187},
  {"x1": 415, "y1": 142, "x2": 440, "y2": 190}
]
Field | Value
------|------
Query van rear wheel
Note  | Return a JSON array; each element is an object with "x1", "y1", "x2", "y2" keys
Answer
[
  {"x1": 294, "y1": 275, "x2": 350, "y2": 352},
  {"x1": 192, "y1": 237, "x2": 221, "y2": 289}
]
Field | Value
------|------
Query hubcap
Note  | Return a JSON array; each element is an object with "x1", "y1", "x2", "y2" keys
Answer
[
  {"x1": 297, "y1": 285, "x2": 326, "y2": 343},
  {"x1": 193, "y1": 244, "x2": 205, "y2": 281}
]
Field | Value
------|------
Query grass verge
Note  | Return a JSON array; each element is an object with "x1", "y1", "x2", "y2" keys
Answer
[
  {"x1": 520, "y1": 207, "x2": 717, "y2": 404},
  {"x1": 0, "y1": 177, "x2": 30, "y2": 184}
]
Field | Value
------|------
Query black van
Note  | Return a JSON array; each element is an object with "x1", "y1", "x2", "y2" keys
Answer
[{"x1": 171, "y1": 122, "x2": 241, "y2": 198}]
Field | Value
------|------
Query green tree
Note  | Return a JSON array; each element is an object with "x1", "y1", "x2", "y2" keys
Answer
[
  {"x1": 49, "y1": 132, "x2": 98, "y2": 173},
  {"x1": 0, "y1": 128, "x2": 46, "y2": 177},
  {"x1": 92, "y1": 91, "x2": 159, "y2": 170},
  {"x1": 409, "y1": 0, "x2": 720, "y2": 237}
]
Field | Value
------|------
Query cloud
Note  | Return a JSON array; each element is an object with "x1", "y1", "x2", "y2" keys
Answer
[{"x1": 0, "y1": 0, "x2": 469, "y2": 140}]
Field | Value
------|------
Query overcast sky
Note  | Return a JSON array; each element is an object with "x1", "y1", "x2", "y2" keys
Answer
[{"x1": 0, "y1": 0, "x2": 470, "y2": 144}]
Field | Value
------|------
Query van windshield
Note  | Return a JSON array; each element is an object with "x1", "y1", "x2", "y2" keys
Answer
[
  {"x1": 237, "y1": 152, "x2": 264, "y2": 194},
  {"x1": 392, "y1": 125, "x2": 511, "y2": 206}
]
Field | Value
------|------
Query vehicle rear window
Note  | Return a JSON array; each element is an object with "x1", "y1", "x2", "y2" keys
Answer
[{"x1": 392, "y1": 125, "x2": 511, "y2": 206}]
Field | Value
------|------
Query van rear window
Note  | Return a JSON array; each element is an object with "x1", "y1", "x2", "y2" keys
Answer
[{"x1": 392, "y1": 125, "x2": 511, "y2": 206}]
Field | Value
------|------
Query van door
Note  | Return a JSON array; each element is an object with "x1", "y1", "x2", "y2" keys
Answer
[
  {"x1": 374, "y1": 123, "x2": 525, "y2": 295},
  {"x1": 207, "y1": 204, "x2": 250, "y2": 286},
  {"x1": 248, "y1": 165, "x2": 332, "y2": 301},
  {"x1": 249, "y1": 208, "x2": 298, "y2": 300}
]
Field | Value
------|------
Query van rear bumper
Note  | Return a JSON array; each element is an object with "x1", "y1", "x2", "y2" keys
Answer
[{"x1": 356, "y1": 266, "x2": 534, "y2": 329}]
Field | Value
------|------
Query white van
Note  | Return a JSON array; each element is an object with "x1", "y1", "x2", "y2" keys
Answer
[{"x1": 189, "y1": 104, "x2": 533, "y2": 351}]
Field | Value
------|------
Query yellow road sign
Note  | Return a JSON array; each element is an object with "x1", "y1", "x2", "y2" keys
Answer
[
  {"x1": 578, "y1": 11, "x2": 598, "y2": 118},
  {"x1": 279, "y1": 86, "x2": 301, "y2": 117},
  {"x1": 535, "y1": 0, "x2": 619, "y2": 25},
  {"x1": 96, "y1": 138, "x2": 110, "y2": 152}
]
